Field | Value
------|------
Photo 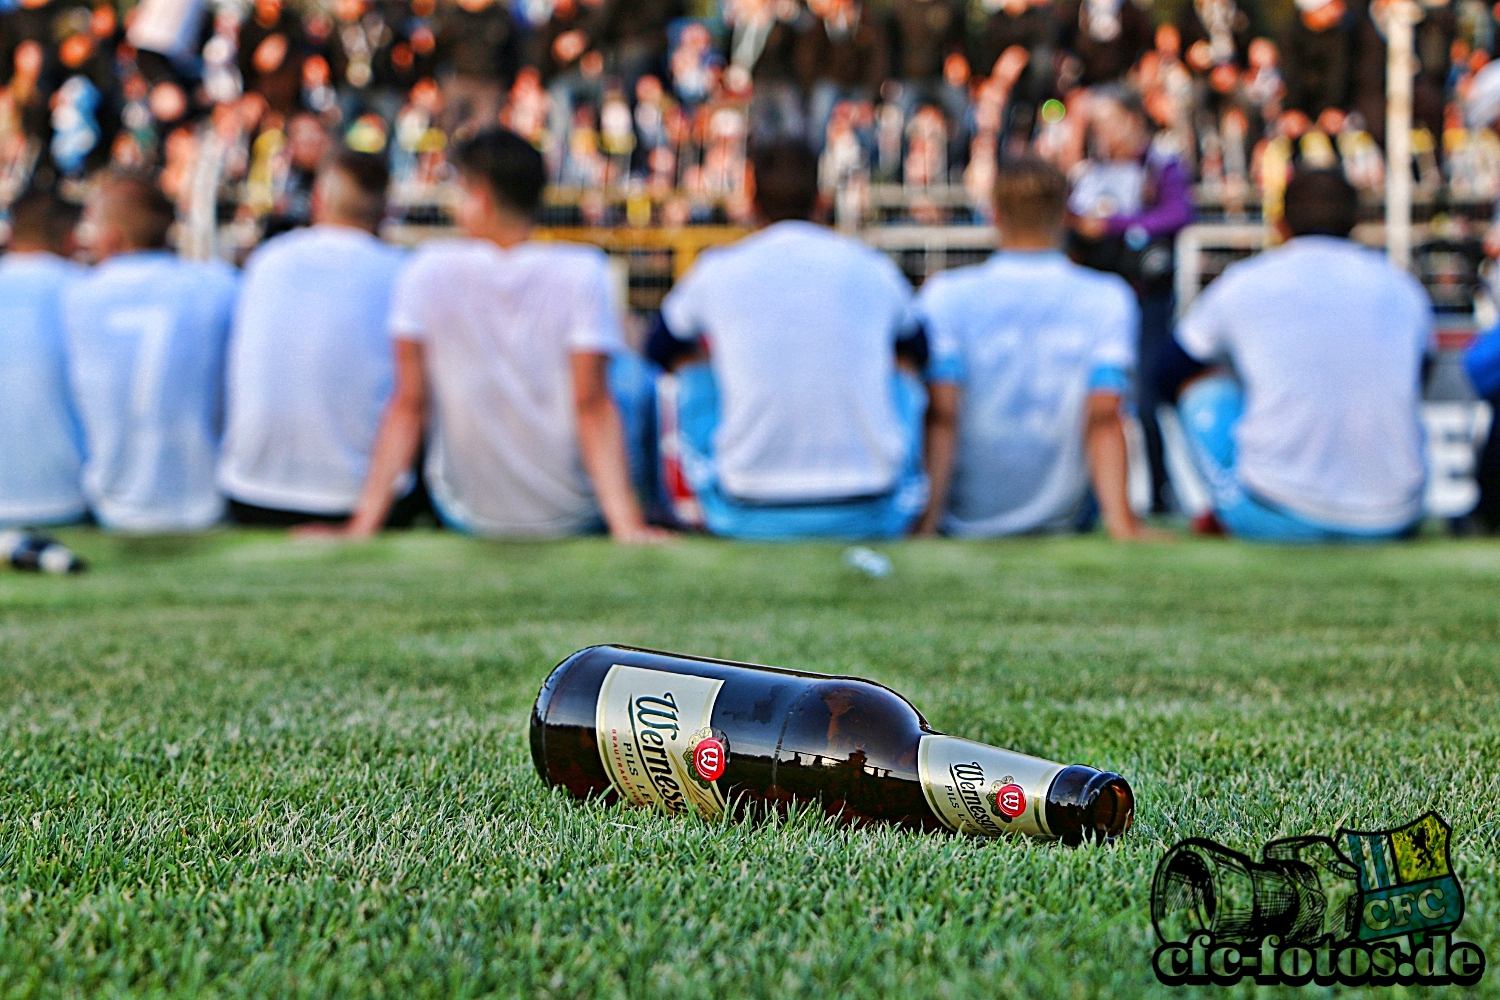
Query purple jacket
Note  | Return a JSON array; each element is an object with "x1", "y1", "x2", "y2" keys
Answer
[{"x1": 1103, "y1": 154, "x2": 1194, "y2": 240}]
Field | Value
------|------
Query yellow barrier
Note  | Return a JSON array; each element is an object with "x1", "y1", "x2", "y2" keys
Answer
[{"x1": 533, "y1": 226, "x2": 751, "y2": 280}]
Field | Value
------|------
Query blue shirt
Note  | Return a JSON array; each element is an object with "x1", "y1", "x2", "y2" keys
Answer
[
  {"x1": 0, "y1": 253, "x2": 87, "y2": 525},
  {"x1": 919, "y1": 250, "x2": 1137, "y2": 536},
  {"x1": 63, "y1": 252, "x2": 238, "y2": 531}
]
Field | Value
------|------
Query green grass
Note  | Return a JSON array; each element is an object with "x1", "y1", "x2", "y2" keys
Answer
[{"x1": 0, "y1": 530, "x2": 1497, "y2": 998}]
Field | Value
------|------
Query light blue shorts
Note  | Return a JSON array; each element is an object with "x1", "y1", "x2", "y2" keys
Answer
[
  {"x1": 1177, "y1": 375, "x2": 1416, "y2": 544},
  {"x1": 660, "y1": 363, "x2": 928, "y2": 540}
]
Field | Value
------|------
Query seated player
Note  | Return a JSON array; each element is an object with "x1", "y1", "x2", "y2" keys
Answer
[
  {"x1": 218, "y1": 148, "x2": 416, "y2": 527},
  {"x1": 0, "y1": 190, "x2": 87, "y2": 527},
  {"x1": 1158, "y1": 169, "x2": 1432, "y2": 542},
  {"x1": 649, "y1": 140, "x2": 928, "y2": 540},
  {"x1": 332, "y1": 127, "x2": 663, "y2": 542},
  {"x1": 915, "y1": 157, "x2": 1148, "y2": 539},
  {"x1": 62, "y1": 171, "x2": 238, "y2": 532}
]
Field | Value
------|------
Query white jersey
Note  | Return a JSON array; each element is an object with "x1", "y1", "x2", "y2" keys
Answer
[
  {"x1": 1177, "y1": 236, "x2": 1432, "y2": 531},
  {"x1": 219, "y1": 226, "x2": 407, "y2": 514},
  {"x1": 0, "y1": 253, "x2": 87, "y2": 526},
  {"x1": 661, "y1": 221, "x2": 916, "y2": 502},
  {"x1": 919, "y1": 250, "x2": 1138, "y2": 536},
  {"x1": 389, "y1": 238, "x2": 624, "y2": 536},
  {"x1": 63, "y1": 251, "x2": 237, "y2": 531}
]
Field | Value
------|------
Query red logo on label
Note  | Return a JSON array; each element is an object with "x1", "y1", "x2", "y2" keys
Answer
[
  {"x1": 693, "y1": 738, "x2": 727, "y2": 782},
  {"x1": 994, "y1": 783, "x2": 1026, "y2": 819}
]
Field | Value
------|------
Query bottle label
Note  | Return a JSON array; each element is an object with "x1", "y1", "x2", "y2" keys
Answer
[
  {"x1": 595, "y1": 663, "x2": 728, "y2": 820},
  {"x1": 917, "y1": 735, "x2": 1065, "y2": 839}
]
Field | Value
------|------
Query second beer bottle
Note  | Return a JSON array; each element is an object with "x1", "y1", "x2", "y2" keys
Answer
[{"x1": 531, "y1": 645, "x2": 1134, "y2": 845}]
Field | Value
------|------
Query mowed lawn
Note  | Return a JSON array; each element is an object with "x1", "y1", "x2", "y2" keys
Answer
[{"x1": 0, "y1": 531, "x2": 1497, "y2": 998}]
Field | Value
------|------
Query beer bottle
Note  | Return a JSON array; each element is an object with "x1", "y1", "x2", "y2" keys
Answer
[
  {"x1": 530, "y1": 645, "x2": 1133, "y2": 845},
  {"x1": 0, "y1": 531, "x2": 85, "y2": 574}
]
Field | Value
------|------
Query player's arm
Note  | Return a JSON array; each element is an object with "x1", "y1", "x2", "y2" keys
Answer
[
  {"x1": 1083, "y1": 390, "x2": 1147, "y2": 541},
  {"x1": 571, "y1": 351, "x2": 669, "y2": 545},
  {"x1": 915, "y1": 381, "x2": 959, "y2": 537},
  {"x1": 339, "y1": 338, "x2": 428, "y2": 538}
]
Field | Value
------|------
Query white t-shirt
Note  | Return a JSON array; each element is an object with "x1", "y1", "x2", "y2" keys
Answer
[
  {"x1": 661, "y1": 221, "x2": 916, "y2": 502},
  {"x1": 920, "y1": 251, "x2": 1138, "y2": 536},
  {"x1": 1177, "y1": 236, "x2": 1433, "y2": 531},
  {"x1": 219, "y1": 226, "x2": 407, "y2": 514},
  {"x1": 63, "y1": 251, "x2": 237, "y2": 531},
  {"x1": 0, "y1": 253, "x2": 87, "y2": 526},
  {"x1": 389, "y1": 238, "x2": 623, "y2": 536}
]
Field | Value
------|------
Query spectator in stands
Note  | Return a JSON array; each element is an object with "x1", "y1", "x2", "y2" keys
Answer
[
  {"x1": 238, "y1": 0, "x2": 307, "y2": 115},
  {"x1": 327, "y1": 0, "x2": 407, "y2": 125},
  {"x1": 1056, "y1": 0, "x2": 1152, "y2": 87},
  {"x1": 1158, "y1": 169, "x2": 1431, "y2": 542},
  {"x1": 975, "y1": 0, "x2": 1056, "y2": 143},
  {"x1": 0, "y1": 188, "x2": 86, "y2": 527},
  {"x1": 649, "y1": 140, "x2": 928, "y2": 539},
  {"x1": 798, "y1": 0, "x2": 887, "y2": 151},
  {"x1": 328, "y1": 127, "x2": 663, "y2": 541},
  {"x1": 533, "y1": 0, "x2": 607, "y2": 163},
  {"x1": 261, "y1": 111, "x2": 331, "y2": 238},
  {"x1": 0, "y1": 0, "x2": 93, "y2": 98},
  {"x1": 1350, "y1": 0, "x2": 1452, "y2": 149},
  {"x1": 1175, "y1": 0, "x2": 1258, "y2": 75},
  {"x1": 887, "y1": 0, "x2": 969, "y2": 130},
  {"x1": 1067, "y1": 85, "x2": 1192, "y2": 514},
  {"x1": 916, "y1": 157, "x2": 1145, "y2": 539},
  {"x1": 725, "y1": 0, "x2": 806, "y2": 146},
  {"x1": 218, "y1": 149, "x2": 415, "y2": 528},
  {"x1": 434, "y1": 0, "x2": 521, "y2": 134},
  {"x1": 589, "y1": 0, "x2": 684, "y2": 93},
  {"x1": 1281, "y1": 0, "x2": 1352, "y2": 129},
  {"x1": 62, "y1": 170, "x2": 237, "y2": 531}
]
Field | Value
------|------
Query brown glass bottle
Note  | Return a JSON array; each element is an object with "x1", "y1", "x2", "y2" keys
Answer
[{"x1": 530, "y1": 645, "x2": 1133, "y2": 845}]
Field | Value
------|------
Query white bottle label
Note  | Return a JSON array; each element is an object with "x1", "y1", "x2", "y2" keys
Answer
[
  {"x1": 595, "y1": 663, "x2": 728, "y2": 820},
  {"x1": 917, "y1": 735, "x2": 1065, "y2": 839}
]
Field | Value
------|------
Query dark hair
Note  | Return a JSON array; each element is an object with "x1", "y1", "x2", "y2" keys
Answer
[
  {"x1": 451, "y1": 127, "x2": 546, "y2": 217},
  {"x1": 1282, "y1": 168, "x2": 1359, "y2": 238},
  {"x1": 330, "y1": 146, "x2": 389, "y2": 198},
  {"x1": 992, "y1": 156, "x2": 1069, "y2": 237},
  {"x1": 751, "y1": 140, "x2": 819, "y2": 223},
  {"x1": 99, "y1": 169, "x2": 175, "y2": 250},
  {"x1": 8, "y1": 187, "x2": 79, "y2": 252},
  {"x1": 321, "y1": 146, "x2": 390, "y2": 228}
]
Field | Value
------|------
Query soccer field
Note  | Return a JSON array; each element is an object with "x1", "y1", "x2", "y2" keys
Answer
[{"x1": 1, "y1": 531, "x2": 1496, "y2": 997}]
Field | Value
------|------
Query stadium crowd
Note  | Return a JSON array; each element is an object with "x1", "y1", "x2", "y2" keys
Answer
[
  {"x1": 9, "y1": 0, "x2": 1500, "y2": 232},
  {"x1": 4, "y1": 123, "x2": 1493, "y2": 545}
]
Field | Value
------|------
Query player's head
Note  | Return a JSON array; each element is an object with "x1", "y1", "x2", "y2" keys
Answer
[
  {"x1": 313, "y1": 147, "x2": 390, "y2": 233},
  {"x1": 451, "y1": 127, "x2": 546, "y2": 238},
  {"x1": 1281, "y1": 168, "x2": 1358, "y2": 239},
  {"x1": 992, "y1": 156, "x2": 1069, "y2": 249},
  {"x1": 85, "y1": 170, "x2": 175, "y2": 259},
  {"x1": 750, "y1": 141, "x2": 819, "y2": 224},
  {"x1": 7, "y1": 187, "x2": 80, "y2": 254}
]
